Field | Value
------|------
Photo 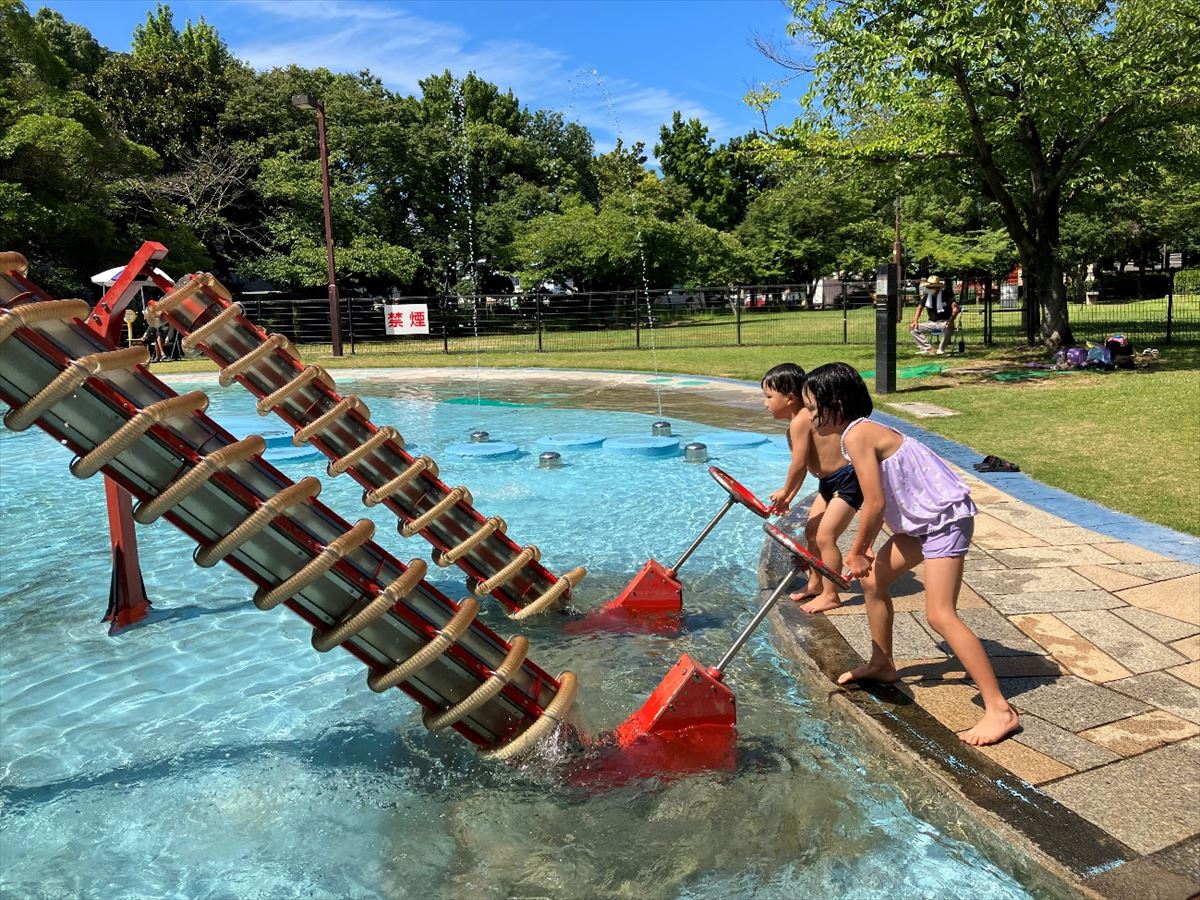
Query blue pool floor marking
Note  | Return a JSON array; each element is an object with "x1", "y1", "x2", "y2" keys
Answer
[{"x1": 444, "y1": 441, "x2": 521, "y2": 460}]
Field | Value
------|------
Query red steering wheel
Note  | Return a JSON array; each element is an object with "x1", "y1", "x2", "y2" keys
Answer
[
  {"x1": 708, "y1": 466, "x2": 771, "y2": 519},
  {"x1": 763, "y1": 522, "x2": 851, "y2": 590}
]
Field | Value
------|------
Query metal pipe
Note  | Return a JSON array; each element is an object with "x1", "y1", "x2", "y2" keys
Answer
[
  {"x1": 714, "y1": 563, "x2": 803, "y2": 674},
  {"x1": 669, "y1": 496, "x2": 735, "y2": 575},
  {"x1": 314, "y1": 101, "x2": 343, "y2": 357}
]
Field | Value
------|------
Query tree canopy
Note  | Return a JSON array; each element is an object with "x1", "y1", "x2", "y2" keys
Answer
[
  {"x1": 769, "y1": 0, "x2": 1200, "y2": 343},
  {"x1": 0, "y1": 0, "x2": 1194, "y2": 326}
]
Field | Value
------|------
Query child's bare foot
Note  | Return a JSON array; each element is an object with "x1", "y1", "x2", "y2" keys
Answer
[
  {"x1": 836, "y1": 660, "x2": 899, "y2": 685},
  {"x1": 800, "y1": 593, "x2": 843, "y2": 614},
  {"x1": 789, "y1": 579, "x2": 822, "y2": 602},
  {"x1": 958, "y1": 707, "x2": 1021, "y2": 746}
]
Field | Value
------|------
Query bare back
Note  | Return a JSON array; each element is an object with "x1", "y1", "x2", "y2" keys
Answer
[{"x1": 809, "y1": 426, "x2": 849, "y2": 476}]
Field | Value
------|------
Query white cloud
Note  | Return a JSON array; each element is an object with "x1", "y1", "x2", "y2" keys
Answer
[{"x1": 229, "y1": 0, "x2": 727, "y2": 156}]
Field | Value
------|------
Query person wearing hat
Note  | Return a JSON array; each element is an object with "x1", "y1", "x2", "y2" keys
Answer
[{"x1": 910, "y1": 275, "x2": 960, "y2": 354}]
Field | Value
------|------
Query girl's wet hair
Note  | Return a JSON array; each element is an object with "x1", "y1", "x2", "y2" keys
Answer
[
  {"x1": 761, "y1": 362, "x2": 806, "y2": 397},
  {"x1": 803, "y1": 362, "x2": 873, "y2": 426}
]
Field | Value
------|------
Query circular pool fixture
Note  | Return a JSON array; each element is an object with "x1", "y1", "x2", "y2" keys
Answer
[
  {"x1": 692, "y1": 431, "x2": 767, "y2": 450},
  {"x1": 603, "y1": 435, "x2": 679, "y2": 458},
  {"x1": 537, "y1": 432, "x2": 605, "y2": 450},
  {"x1": 470, "y1": 430, "x2": 490, "y2": 443},
  {"x1": 652, "y1": 420, "x2": 672, "y2": 436},
  {"x1": 538, "y1": 451, "x2": 562, "y2": 469},
  {"x1": 446, "y1": 441, "x2": 521, "y2": 461},
  {"x1": 684, "y1": 442, "x2": 708, "y2": 463}
]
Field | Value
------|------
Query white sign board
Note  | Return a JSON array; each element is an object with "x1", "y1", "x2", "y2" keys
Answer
[
  {"x1": 384, "y1": 303, "x2": 430, "y2": 335},
  {"x1": 999, "y1": 284, "x2": 1019, "y2": 309}
]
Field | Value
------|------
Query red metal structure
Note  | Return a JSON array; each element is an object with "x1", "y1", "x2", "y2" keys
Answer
[
  {"x1": 91, "y1": 242, "x2": 171, "y2": 631},
  {"x1": 574, "y1": 467, "x2": 770, "y2": 632},
  {"x1": 585, "y1": 522, "x2": 851, "y2": 782}
]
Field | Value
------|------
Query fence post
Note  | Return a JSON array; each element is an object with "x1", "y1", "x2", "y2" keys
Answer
[
  {"x1": 735, "y1": 290, "x2": 742, "y2": 347},
  {"x1": 1166, "y1": 269, "x2": 1175, "y2": 344},
  {"x1": 842, "y1": 280, "x2": 848, "y2": 343},
  {"x1": 347, "y1": 297, "x2": 356, "y2": 355},
  {"x1": 535, "y1": 294, "x2": 543, "y2": 352},
  {"x1": 635, "y1": 289, "x2": 641, "y2": 349},
  {"x1": 984, "y1": 274, "x2": 993, "y2": 345},
  {"x1": 441, "y1": 296, "x2": 449, "y2": 354}
]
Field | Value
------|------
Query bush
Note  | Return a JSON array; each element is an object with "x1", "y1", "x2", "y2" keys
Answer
[{"x1": 1175, "y1": 268, "x2": 1200, "y2": 294}]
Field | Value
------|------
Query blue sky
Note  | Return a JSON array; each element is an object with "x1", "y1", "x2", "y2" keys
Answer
[{"x1": 42, "y1": 0, "x2": 809, "y2": 157}]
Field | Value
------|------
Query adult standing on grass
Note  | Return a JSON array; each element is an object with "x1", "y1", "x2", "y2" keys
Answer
[{"x1": 910, "y1": 275, "x2": 959, "y2": 355}]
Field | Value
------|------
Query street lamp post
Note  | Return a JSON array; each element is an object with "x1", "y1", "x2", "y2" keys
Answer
[{"x1": 291, "y1": 93, "x2": 343, "y2": 356}]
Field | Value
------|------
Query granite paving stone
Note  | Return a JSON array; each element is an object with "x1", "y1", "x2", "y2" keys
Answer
[
  {"x1": 970, "y1": 513, "x2": 1048, "y2": 550},
  {"x1": 1169, "y1": 661, "x2": 1200, "y2": 688},
  {"x1": 905, "y1": 681, "x2": 982, "y2": 731},
  {"x1": 1055, "y1": 610, "x2": 1189, "y2": 674},
  {"x1": 1113, "y1": 607, "x2": 1200, "y2": 643},
  {"x1": 1038, "y1": 526, "x2": 1121, "y2": 545},
  {"x1": 984, "y1": 590, "x2": 1126, "y2": 615},
  {"x1": 1171, "y1": 635, "x2": 1200, "y2": 661},
  {"x1": 967, "y1": 566, "x2": 1102, "y2": 597},
  {"x1": 981, "y1": 503, "x2": 1076, "y2": 532},
  {"x1": 1117, "y1": 576, "x2": 1200, "y2": 627},
  {"x1": 1107, "y1": 672, "x2": 1200, "y2": 724},
  {"x1": 895, "y1": 655, "x2": 1065, "y2": 681},
  {"x1": 989, "y1": 545, "x2": 1122, "y2": 568},
  {"x1": 1146, "y1": 835, "x2": 1200, "y2": 882},
  {"x1": 1042, "y1": 737, "x2": 1200, "y2": 855},
  {"x1": 1080, "y1": 710, "x2": 1200, "y2": 756},
  {"x1": 1001, "y1": 675, "x2": 1151, "y2": 731},
  {"x1": 975, "y1": 738, "x2": 1076, "y2": 785},
  {"x1": 1009, "y1": 714, "x2": 1121, "y2": 771},
  {"x1": 1100, "y1": 543, "x2": 1181, "y2": 564},
  {"x1": 917, "y1": 607, "x2": 1046, "y2": 657},
  {"x1": 1073, "y1": 564, "x2": 1151, "y2": 592},
  {"x1": 1108, "y1": 562, "x2": 1200, "y2": 581},
  {"x1": 962, "y1": 553, "x2": 1010, "y2": 572},
  {"x1": 1011, "y1": 614, "x2": 1133, "y2": 682},
  {"x1": 828, "y1": 611, "x2": 946, "y2": 661}
]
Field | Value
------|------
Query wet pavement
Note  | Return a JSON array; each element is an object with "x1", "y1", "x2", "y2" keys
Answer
[{"x1": 181, "y1": 365, "x2": 1200, "y2": 898}]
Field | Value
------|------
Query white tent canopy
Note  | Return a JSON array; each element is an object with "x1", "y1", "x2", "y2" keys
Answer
[{"x1": 90, "y1": 265, "x2": 172, "y2": 288}]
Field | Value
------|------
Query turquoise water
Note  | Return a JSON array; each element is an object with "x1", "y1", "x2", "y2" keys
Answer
[{"x1": 0, "y1": 378, "x2": 1033, "y2": 899}]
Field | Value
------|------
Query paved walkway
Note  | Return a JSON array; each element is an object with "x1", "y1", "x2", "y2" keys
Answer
[{"x1": 762, "y1": 420, "x2": 1200, "y2": 899}]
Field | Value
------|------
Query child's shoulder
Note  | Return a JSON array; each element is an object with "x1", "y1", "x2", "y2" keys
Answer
[{"x1": 788, "y1": 408, "x2": 813, "y2": 431}]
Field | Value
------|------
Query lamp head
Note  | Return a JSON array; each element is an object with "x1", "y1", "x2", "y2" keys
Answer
[{"x1": 291, "y1": 94, "x2": 319, "y2": 111}]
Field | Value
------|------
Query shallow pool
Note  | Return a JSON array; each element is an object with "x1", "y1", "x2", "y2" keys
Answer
[{"x1": 0, "y1": 376, "x2": 1032, "y2": 898}]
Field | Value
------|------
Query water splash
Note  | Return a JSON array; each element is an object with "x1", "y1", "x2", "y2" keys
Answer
[
  {"x1": 580, "y1": 68, "x2": 664, "y2": 418},
  {"x1": 449, "y1": 77, "x2": 482, "y2": 409}
]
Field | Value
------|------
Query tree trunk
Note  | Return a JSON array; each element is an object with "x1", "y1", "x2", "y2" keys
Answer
[{"x1": 1020, "y1": 198, "x2": 1075, "y2": 347}]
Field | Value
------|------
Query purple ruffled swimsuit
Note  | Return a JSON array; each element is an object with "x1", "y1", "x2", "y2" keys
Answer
[{"x1": 841, "y1": 418, "x2": 976, "y2": 540}]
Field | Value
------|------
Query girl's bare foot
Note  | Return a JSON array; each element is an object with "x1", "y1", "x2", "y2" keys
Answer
[
  {"x1": 958, "y1": 707, "x2": 1021, "y2": 746},
  {"x1": 789, "y1": 579, "x2": 822, "y2": 602},
  {"x1": 836, "y1": 660, "x2": 899, "y2": 685},
  {"x1": 801, "y1": 593, "x2": 843, "y2": 614}
]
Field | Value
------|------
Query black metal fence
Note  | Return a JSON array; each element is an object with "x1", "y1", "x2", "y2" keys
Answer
[{"x1": 231, "y1": 278, "x2": 1200, "y2": 356}]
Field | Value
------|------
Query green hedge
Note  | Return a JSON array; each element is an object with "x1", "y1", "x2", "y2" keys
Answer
[{"x1": 1176, "y1": 268, "x2": 1200, "y2": 293}]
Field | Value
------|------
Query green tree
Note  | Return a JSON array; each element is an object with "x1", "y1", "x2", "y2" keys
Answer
[
  {"x1": 776, "y1": 0, "x2": 1200, "y2": 345},
  {"x1": 737, "y1": 169, "x2": 888, "y2": 289},
  {"x1": 1, "y1": 1, "x2": 158, "y2": 294}
]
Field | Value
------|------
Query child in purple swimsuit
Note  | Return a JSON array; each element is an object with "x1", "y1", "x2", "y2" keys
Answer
[{"x1": 803, "y1": 363, "x2": 1020, "y2": 747}]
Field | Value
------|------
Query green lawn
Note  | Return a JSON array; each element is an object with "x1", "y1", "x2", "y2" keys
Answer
[{"x1": 153, "y1": 339, "x2": 1200, "y2": 537}]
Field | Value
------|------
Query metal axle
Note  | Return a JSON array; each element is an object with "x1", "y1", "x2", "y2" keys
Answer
[
  {"x1": 669, "y1": 496, "x2": 735, "y2": 575},
  {"x1": 714, "y1": 562, "x2": 803, "y2": 675}
]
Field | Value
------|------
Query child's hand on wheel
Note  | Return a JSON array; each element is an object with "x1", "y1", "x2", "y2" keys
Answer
[
  {"x1": 767, "y1": 490, "x2": 789, "y2": 515},
  {"x1": 846, "y1": 550, "x2": 874, "y2": 579}
]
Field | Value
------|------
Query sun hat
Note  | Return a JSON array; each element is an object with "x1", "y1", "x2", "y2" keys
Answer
[{"x1": 924, "y1": 275, "x2": 944, "y2": 288}]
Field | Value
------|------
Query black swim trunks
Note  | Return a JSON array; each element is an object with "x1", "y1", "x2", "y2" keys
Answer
[{"x1": 818, "y1": 462, "x2": 864, "y2": 510}]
